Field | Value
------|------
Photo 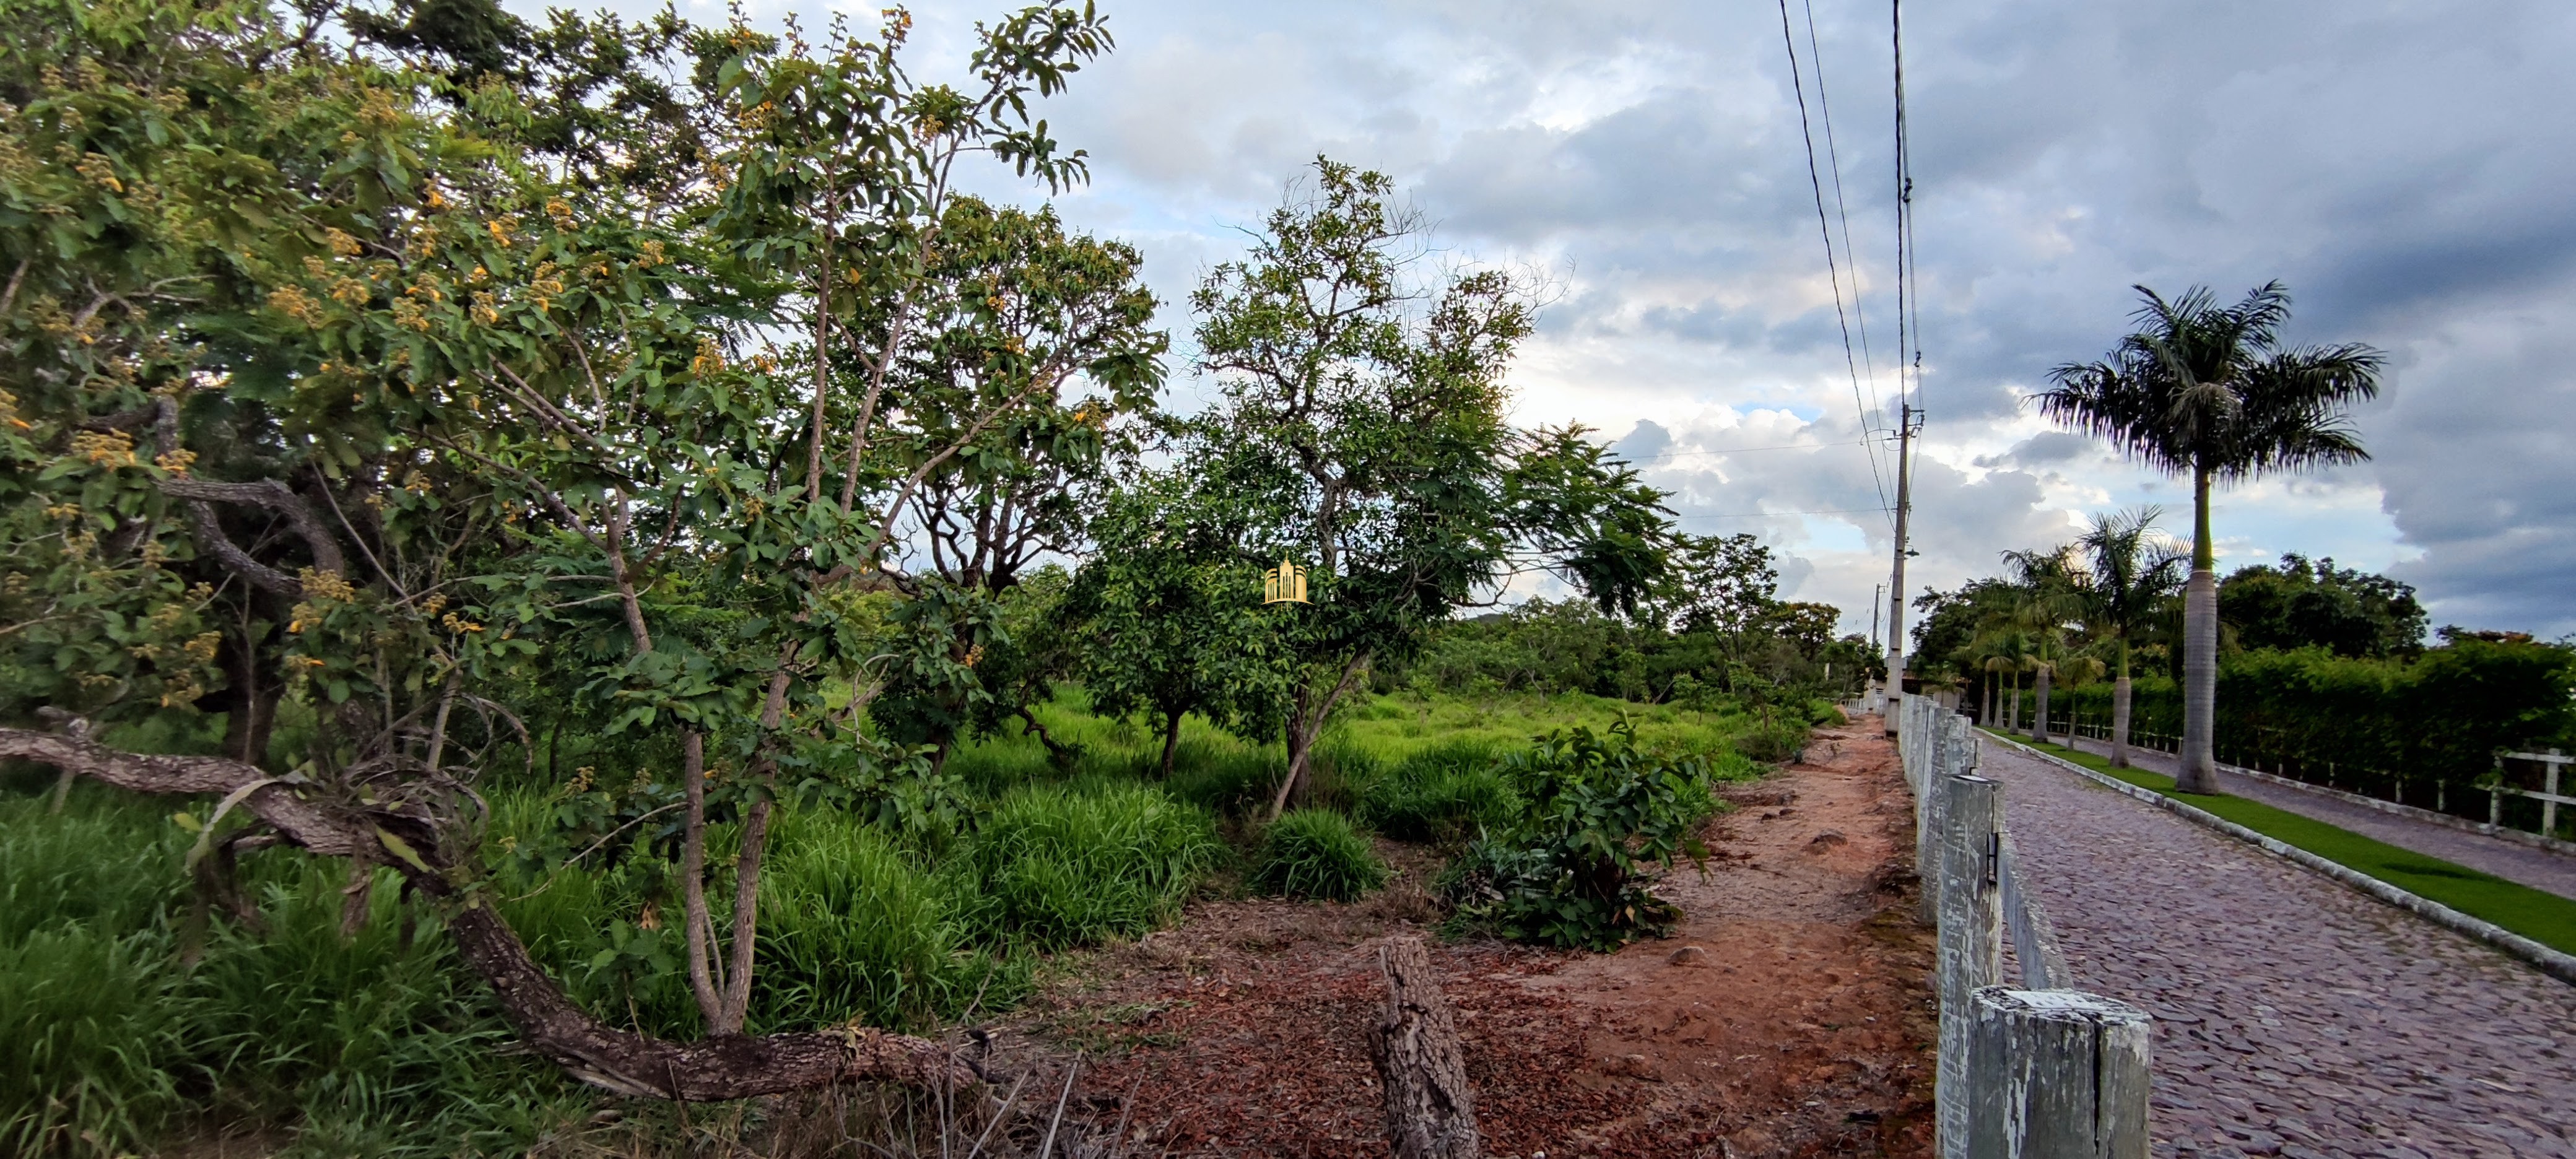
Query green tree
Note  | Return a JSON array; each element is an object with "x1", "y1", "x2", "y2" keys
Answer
[
  {"x1": 2219, "y1": 553, "x2": 2425, "y2": 659},
  {"x1": 0, "y1": 0, "x2": 1116, "y2": 1100},
  {"x1": 2039, "y1": 282, "x2": 2383, "y2": 793},
  {"x1": 1065, "y1": 474, "x2": 1290, "y2": 776},
  {"x1": 1186, "y1": 159, "x2": 1669, "y2": 817}
]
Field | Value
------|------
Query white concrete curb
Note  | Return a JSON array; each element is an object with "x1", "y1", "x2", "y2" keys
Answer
[{"x1": 1983, "y1": 731, "x2": 2576, "y2": 989}]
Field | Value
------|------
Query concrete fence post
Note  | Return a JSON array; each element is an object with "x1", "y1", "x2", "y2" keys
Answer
[
  {"x1": 1936, "y1": 773, "x2": 2001, "y2": 1159},
  {"x1": 1965, "y1": 988, "x2": 2152, "y2": 1159}
]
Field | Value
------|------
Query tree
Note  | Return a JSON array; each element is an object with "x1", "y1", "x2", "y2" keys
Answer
[
  {"x1": 1185, "y1": 159, "x2": 1667, "y2": 817},
  {"x1": 2039, "y1": 282, "x2": 2383, "y2": 793},
  {"x1": 2074, "y1": 508, "x2": 2187, "y2": 765},
  {"x1": 1066, "y1": 474, "x2": 1290, "y2": 776},
  {"x1": 0, "y1": 0, "x2": 1116, "y2": 1100},
  {"x1": 2220, "y1": 553, "x2": 2424, "y2": 659}
]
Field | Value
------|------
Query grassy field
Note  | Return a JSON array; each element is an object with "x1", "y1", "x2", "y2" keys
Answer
[
  {"x1": 2, "y1": 688, "x2": 1799, "y2": 1155},
  {"x1": 1990, "y1": 731, "x2": 2576, "y2": 956}
]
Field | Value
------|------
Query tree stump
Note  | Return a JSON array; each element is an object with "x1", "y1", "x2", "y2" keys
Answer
[{"x1": 1366, "y1": 937, "x2": 1479, "y2": 1159}]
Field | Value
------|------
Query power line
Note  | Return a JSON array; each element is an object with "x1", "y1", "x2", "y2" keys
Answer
[
  {"x1": 1801, "y1": 0, "x2": 1885, "y2": 425},
  {"x1": 1777, "y1": 0, "x2": 1894, "y2": 527}
]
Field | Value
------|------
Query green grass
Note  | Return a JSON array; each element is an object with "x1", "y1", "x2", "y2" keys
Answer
[
  {"x1": 0, "y1": 687, "x2": 1775, "y2": 1154},
  {"x1": 1250, "y1": 809, "x2": 1389, "y2": 901},
  {"x1": 1990, "y1": 730, "x2": 2576, "y2": 956},
  {"x1": 955, "y1": 779, "x2": 1221, "y2": 950}
]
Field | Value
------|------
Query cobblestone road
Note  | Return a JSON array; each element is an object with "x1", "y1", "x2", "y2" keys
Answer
[
  {"x1": 1979, "y1": 738, "x2": 2576, "y2": 1159},
  {"x1": 2052, "y1": 731, "x2": 2576, "y2": 901}
]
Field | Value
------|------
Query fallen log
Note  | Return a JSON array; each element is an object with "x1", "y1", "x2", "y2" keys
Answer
[{"x1": 1365, "y1": 935, "x2": 1479, "y2": 1159}]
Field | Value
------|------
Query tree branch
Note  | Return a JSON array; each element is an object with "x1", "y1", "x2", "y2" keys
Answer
[{"x1": 0, "y1": 726, "x2": 981, "y2": 1101}]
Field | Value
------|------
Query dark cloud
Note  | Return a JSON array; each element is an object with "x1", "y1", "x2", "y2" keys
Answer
[{"x1": 1973, "y1": 432, "x2": 2092, "y2": 471}]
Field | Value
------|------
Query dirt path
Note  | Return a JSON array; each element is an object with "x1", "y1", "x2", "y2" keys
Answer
[{"x1": 1008, "y1": 721, "x2": 1934, "y2": 1158}]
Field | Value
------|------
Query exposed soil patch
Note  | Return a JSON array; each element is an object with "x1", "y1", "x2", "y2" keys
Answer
[{"x1": 1001, "y1": 719, "x2": 1934, "y2": 1158}]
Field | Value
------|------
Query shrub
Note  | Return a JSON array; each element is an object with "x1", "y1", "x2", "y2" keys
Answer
[
  {"x1": 959, "y1": 781, "x2": 1218, "y2": 949},
  {"x1": 1732, "y1": 714, "x2": 1809, "y2": 765},
  {"x1": 1354, "y1": 739, "x2": 1520, "y2": 842},
  {"x1": 1251, "y1": 810, "x2": 1389, "y2": 901},
  {"x1": 1445, "y1": 724, "x2": 1713, "y2": 950}
]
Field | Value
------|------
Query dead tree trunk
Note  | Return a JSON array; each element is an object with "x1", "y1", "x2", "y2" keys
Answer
[{"x1": 1366, "y1": 937, "x2": 1479, "y2": 1159}]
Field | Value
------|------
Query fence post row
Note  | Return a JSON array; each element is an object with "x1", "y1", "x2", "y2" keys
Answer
[{"x1": 1895, "y1": 698, "x2": 2151, "y2": 1159}]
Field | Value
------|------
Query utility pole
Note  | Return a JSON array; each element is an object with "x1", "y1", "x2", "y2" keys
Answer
[
  {"x1": 1883, "y1": 402, "x2": 1915, "y2": 735},
  {"x1": 1869, "y1": 583, "x2": 1884, "y2": 651}
]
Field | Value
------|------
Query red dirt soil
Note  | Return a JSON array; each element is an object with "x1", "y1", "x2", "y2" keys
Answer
[{"x1": 1004, "y1": 719, "x2": 1935, "y2": 1158}]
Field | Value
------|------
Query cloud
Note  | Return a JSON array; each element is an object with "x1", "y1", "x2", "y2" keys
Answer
[{"x1": 561, "y1": 0, "x2": 2576, "y2": 639}]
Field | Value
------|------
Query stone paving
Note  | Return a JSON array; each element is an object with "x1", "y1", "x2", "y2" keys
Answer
[
  {"x1": 2050, "y1": 730, "x2": 2576, "y2": 901},
  {"x1": 1979, "y1": 737, "x2": 2576, "y2": 1159}
]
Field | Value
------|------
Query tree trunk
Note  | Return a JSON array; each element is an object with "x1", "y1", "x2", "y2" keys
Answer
[
  {"x1": 1159, "y1": 707, "x2": 1184, "y2": 779},
  {"x1": 2008, "y1": 683, "x2": 2021, "y2": 736},
  {"x1": 2178, "y1": 467, "x2": 2222, "y2": 794},
  {"x1": 1367, "y1": 937, "x2": 1479, "y2": 1159},
  {"x1": 2177, "y1": 566, "x2": 2220, "y2": 793},
  {"x1": 1984, "y1": 680, "x2": 1996, "y2": 727},
  {"x1": 2032, "y1": 665, "x2": 2052, "y2": 744},
  {"x1": 1270, "y1": 652, "x2": 1371, "y2": 820},
  {"x1": 2110, "y1": 671, "x2": 2133, "y2": 768}
]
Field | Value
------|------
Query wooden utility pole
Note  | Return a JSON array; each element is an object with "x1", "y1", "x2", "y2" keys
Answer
[{"x1": 1883, "y1": 403, "x2": 1915, "y2": 736}]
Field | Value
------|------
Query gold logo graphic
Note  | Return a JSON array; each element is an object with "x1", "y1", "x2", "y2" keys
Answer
[{"x1": 1263, "y1": 560, "x2": 1310, "y2": 605}]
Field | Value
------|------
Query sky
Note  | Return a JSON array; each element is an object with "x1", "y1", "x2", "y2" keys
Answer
[{"x1": 593, "y1": 0, "x2": 2576, "y2": 641}]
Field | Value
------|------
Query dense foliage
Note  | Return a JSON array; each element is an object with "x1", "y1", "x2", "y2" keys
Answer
[
  {"x1": 2052, "y1": 633, "x2": 2576, "y2": 792},
  {"x1": 2218, "y1": 553, "x2": 2427, "y2": 659},
  {"x1": 1443, "y1": 723, "x2": 1713, "y2": 951}
]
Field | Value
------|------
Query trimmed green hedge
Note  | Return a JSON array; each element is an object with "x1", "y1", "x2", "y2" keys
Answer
[{"x1": 2052, "y1": 636, "x2": 2576, "y2": 791}]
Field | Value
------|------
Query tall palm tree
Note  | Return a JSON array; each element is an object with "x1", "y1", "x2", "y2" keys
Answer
[
  {"x1": 2038, "y1": 282, "x2": 2382, "y2": 794},
  {"x1": 2074, "y1": 507, "x2": 2187, "y2": 766}
]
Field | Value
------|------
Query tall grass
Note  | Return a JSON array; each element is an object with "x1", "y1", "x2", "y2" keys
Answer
[
  {"x1": 1349, "y1": 738, "x2": 1520, "y2": 842},
  {"x1": 755, "y1": 809, "x2": 1022, "y2": 1032},
  {"x1": 0, "y1": 788, "x2": 581, "y2": 1157},
  {"x1": 1250, "y1": 810, "x2": 1388, "y2": 901},
  {"x1": 955, "y1": 781, "x2": 1218, "y2": 949}
]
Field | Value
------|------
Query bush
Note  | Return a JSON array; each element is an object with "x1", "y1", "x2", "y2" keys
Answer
[
  {"x1": 1353, "y1": 739, "x2": 1520, "y2": 842},
  {"x1": 1445, "y1": 723, "x2": 1713, "y2": 950},
  {"x1": 959, "y1": 781, "x2": 1219, "y2": 949},
  {"x1": 1731, "y1": 714, "x2": 1809, "y2": 765},
  {"x1": 1250, "y1": 810, "x2": 1389, "y2": 901}
]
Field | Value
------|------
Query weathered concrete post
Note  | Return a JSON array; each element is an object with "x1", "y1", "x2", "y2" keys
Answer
[
  {"x1": 1936, "y1": 773, "x2": 2001, "y2": 1159},
  {"x1": 1965, "y1": 988, "x2": 2152, "y2": 1159},
  {"x1": 1913, "y1": 702, "x2": 1944, "y2": 925}
]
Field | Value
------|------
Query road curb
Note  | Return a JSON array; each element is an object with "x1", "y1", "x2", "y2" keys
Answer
[{"x1": 1982, "y1": 731, "x2": 2576, "y2": 989}]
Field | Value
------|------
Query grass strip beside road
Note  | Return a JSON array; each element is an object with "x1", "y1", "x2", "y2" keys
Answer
[{"x1": 1986, "y1": 729, "x2": 2576, "y2": 957}]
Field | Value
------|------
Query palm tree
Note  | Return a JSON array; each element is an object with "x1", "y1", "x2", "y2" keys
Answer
[
  {"x1": 1972, "y1": 626, "x2": 2036, "y2": 735},
  {"x1": 1999, "y1": 546, "x2": 2084, "y2": 744},
  {"x1": 2074, "y1": 508, "x2": 2187, "y2": 766},
  {"x1": 2038, "y1": 282, "x2": 2382, "y2": 794}
]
